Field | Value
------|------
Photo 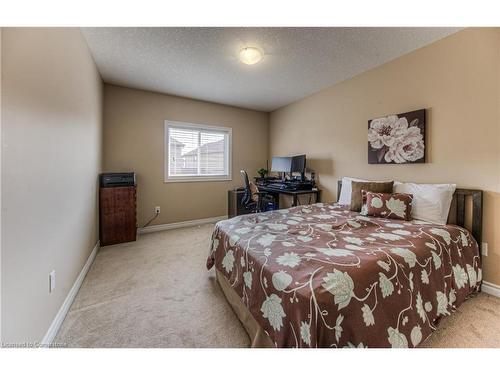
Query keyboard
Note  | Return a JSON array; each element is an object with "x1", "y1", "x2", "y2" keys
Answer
[
  {"x1": 264, "y1": 182, "x2": 314, "y2": 191},
  {"x1": 266, "y1": 183, "x2": 289, "y2": 190}
]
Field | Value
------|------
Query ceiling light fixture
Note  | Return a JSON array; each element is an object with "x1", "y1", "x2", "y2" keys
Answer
[{"x1": 239, "y1": 47, "x2": 263, "y2": 65}]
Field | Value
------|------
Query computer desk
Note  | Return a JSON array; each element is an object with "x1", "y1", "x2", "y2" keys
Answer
[{"x1": 257, "y1": 185, "x2": 321, "y2": 207}]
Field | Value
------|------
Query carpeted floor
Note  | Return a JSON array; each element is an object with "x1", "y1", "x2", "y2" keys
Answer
[{"x1": 56, "y1": 224, "x2": 500, "y2": 348}]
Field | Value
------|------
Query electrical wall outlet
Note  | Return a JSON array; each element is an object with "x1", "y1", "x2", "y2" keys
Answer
[
  {"x1": 49, "y1": 270, "x2": 56, "y2": 293},
  {"x1": 155, "y1": 206, "x2": 161, "y2": 214},
  {"x1": 481, "y1": 242, "x2": 488, "y2": 257}
]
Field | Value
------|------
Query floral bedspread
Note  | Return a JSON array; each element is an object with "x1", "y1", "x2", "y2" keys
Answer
[{"x1": 206, "y1": 203, "x2": 482, "y2": 348}]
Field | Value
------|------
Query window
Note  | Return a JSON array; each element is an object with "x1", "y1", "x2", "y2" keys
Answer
[{"x1": 165, "y1": 121, "x2": 232, "y2": 182}]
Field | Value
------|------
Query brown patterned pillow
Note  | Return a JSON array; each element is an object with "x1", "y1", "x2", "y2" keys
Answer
[
  {"x1": 350, "y1": 181, "x2": 394, "y2": 211},
  {"x1": 361, "y1": 190, "x2": 413, "y2": 221}
]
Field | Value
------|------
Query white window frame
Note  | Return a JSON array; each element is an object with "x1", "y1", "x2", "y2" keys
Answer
[{"x1": 164, "y1": 120, "x2": 232, "y2": 183}]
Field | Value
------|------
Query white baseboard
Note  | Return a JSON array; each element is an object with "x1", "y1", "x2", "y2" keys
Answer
[
  {"x1": 138, "y1": 215, "x2": 228, "y2": 234},
  {"x1": 482, "y1": 281, "x2": 500, "y2": 298},
  {"x1": 40, "y1": 241, "x2": 99, "y2": 347}
]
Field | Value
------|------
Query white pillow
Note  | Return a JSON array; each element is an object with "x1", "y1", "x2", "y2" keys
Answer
[
  {"x1": 338, "y1": 177, "x2": 394, "y2": 205},
  {"x1": 393, "y1": 182, "x2": 456, "y2": 225}
]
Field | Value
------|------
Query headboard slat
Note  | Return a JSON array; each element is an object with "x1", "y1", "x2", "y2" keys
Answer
[
  {"x1": 336, "y1": 180, "x2": 483, "y2": 245},
  {"x1": 456, "y1": 194, "x2": 466, "y2": 228}
]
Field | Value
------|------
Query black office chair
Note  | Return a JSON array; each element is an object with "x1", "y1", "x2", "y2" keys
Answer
[{"x1": 240, "y1": 170, "x2": 274, "y2": 213}]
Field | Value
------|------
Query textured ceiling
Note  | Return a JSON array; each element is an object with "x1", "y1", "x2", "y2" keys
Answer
[{"x1": 82, "y1": 27, "x2": 459, "y2": 112}]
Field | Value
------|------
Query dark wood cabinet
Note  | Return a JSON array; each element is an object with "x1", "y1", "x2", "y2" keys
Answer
[{"x1": 99, "y1": 186, "x2": 137, "y2": 246}]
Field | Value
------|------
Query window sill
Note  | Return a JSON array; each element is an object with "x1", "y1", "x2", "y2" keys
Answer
[{"x1": 165, "y1": 176, "x2": 232, "y2": 183}]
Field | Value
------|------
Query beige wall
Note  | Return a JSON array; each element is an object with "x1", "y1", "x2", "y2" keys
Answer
[
  {"x1": 1, "y1": 28, "x2": 103, "y2": 343},
  {"x1": 0, "y1": 27, "x2": 3, "y2": 341},
  {"x1": 270, "y1": 28, "x2": 500, "y2": 285},
  {"x1": 103, "y1": 84, "x2": 269, "y2": 227}
]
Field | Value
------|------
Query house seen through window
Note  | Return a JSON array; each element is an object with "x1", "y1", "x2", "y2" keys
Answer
[{"x1": 165, "y1": 121, "x2": 232, "y2": 182}]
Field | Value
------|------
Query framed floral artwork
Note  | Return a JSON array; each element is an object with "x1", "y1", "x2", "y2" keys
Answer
[{"x1": 368, "y1": 109, "x2": 426, "y2": 164}]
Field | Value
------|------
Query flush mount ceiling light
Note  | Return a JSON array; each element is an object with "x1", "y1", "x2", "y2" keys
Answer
[{"x1": 239, "y1": 47, "x2": 263, "y2": 65}]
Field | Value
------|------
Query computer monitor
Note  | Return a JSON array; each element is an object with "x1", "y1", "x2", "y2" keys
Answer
[
  {"x1": 291, "y1": 154, "x2": 306, "y2": 174},
  {"x1": 271, "y1": 157, "x2": 292, "y2": 173}
]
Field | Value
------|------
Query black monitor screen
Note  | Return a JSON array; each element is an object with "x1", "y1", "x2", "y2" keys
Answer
[
  {"x1": 271, "y1": 157, "x2": 292, "y2": 172},
  {"x1": 291, "y1": 155, "x2": 306, "y2": 173}
]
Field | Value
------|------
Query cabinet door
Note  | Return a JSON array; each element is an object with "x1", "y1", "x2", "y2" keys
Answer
[{"x1": 100, "y1": 187, "x2": 137, "y2": 246}]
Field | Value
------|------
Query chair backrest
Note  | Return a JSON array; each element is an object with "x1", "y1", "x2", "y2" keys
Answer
[{"x1": 240, "y1": 170, "x2": 253, "y2": 207}]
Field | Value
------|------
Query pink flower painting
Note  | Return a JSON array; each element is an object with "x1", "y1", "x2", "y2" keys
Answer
[{"x1": 368, "y1": 109, "x2": 426, "y2": 164}]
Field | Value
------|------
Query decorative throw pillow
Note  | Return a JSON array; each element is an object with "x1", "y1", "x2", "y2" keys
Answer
[
  {"x1": 350, "y1": 181, "x2": 394, "y2": 212},
  {"x1": 362, "y1": 191, "x2": 413, "y2": 221}
]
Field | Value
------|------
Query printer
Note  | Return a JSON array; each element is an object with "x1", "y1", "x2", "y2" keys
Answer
[{"x1": 99, "y1": 172, "x2": 136, "y2": 188}]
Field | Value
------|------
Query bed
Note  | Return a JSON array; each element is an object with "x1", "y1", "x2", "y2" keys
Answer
[{"x1": 206, "y1": 182, "x2": 483, "y2": 348}]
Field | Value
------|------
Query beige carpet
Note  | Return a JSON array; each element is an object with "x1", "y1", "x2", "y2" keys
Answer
[{"x1": 56, "y1": 224, "x2": 500, "y2": 348}]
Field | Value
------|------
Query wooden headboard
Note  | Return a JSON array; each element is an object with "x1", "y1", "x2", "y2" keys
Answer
[{"x1": 336, "y1": 180, "x2": 483, "y2": 244}]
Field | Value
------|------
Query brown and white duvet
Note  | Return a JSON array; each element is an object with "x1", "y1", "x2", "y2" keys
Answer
[{"x1": 206, "y1": 203, "x2": 482, "y2": 348}]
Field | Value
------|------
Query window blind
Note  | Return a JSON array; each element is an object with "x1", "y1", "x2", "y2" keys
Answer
[{"x1": 166, "y1": 122, "x2": 231, "y2": 181}]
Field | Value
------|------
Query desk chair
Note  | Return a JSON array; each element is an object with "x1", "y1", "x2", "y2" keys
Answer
[{"x1": 240, "y1": 170, "x2": 274, "y2": 213}]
